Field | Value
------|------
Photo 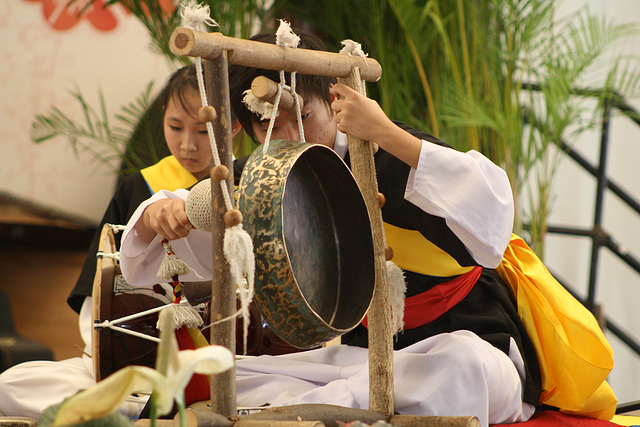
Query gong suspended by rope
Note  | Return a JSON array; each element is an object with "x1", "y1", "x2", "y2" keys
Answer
[{"x1": 173, "y1": 8, "x2": 394, "y2": 415}]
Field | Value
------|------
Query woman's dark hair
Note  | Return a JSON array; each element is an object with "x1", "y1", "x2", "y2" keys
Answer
[
  {"x1": 156, "y1": 64, "x2": 199, "y2": 116},
  {"x1": 229, "y1": 30, "x2": 336, "y2": 141},
  {"x1": 119, "y1": 65, "x2": 197, "y2": 178}
]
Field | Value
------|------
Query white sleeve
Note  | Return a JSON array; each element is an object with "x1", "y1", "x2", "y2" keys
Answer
[
  {"x1": 119, "y1": 189, "x2": 214, "y2": 287},
  {"x1": 404, "y1": 141, "x2": 514, "y2": 268}
]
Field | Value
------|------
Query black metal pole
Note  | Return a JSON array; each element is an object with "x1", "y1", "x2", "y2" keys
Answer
[{"x1": 586, "y1": 101, "x2": 612, "y2": 312}]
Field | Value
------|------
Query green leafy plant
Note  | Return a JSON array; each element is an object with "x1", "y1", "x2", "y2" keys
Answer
[
  {"x1": 36, "y1": 0, "x2": 640, "y2": 254},
  {"x1": 275, "y1": 0, "x2": 640, "y2": 255}
]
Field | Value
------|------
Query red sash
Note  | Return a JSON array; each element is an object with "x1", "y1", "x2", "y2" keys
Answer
[{"x1": 362, "y1": 266, "x2": 482, "y2": 329}]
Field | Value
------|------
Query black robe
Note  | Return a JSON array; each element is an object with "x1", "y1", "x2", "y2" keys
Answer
[
  {"x1": 334, "y1": 123, "x2": 541, "y2": 405},
  {"x1": 67, "y1": 156, "x2": 199, "y2": 313}
]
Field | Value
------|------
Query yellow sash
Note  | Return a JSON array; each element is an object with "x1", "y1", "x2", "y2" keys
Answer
[
  {"x1": 383, "y1": 222, "x2": 473, "y2": 277},
  {"x1": 140, "y1": 155, "x2": 198, "y2": 193},
  {"x1": 497, "y1": 234, "x2": 617, "y2": 420}
]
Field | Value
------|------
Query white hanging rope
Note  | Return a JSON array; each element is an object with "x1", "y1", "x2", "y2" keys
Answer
[
  {"x1": 180, "y1": 3, "x2": 233, "y2": 213},
  {"x1": 262, "y1": 69, "x2": 286, "y2": 153},
  {"x1": 274, "y1": 20, "x2": 305, "y2": 144},
  {"x1": 176, "y1": 4, "x2": 256, "y2": 352},
  {"x1": 248, "y1": 20, "x2": 305, "y2": 153},
  {"x1": 289, "y1": 70, "x2": 305, "y2": 144}
]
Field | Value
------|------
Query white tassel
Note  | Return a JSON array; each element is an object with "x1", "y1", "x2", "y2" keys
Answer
[
  {"x1": 157, "y1": 304, "x2": 204, "y2": 330},
  {"x1": 180, "y1": 3, "x2": 219, "y2": 30},
  {"x1": 242, "y1": 90, "x2": 277, "y2": 120},
  {"x1": 224, "y1": 224, "x2": 255, "y2": 354},
  {"x1": 387, "y1": 260, "x2": 406, "y2": 334},
  {"x1": 157, "y1": 239, "x2": 192, "y2": 281},
  {"x1": 339, "y1": 39, "x2": 368, "y2": 96},
  {"x1": 340, "y1": 39, "x2": 369, "y2": 59},
  {"x1": 275, "y1": 19, "x2": 300, "y2": 48}
]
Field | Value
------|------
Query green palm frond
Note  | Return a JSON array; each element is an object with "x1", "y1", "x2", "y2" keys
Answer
[{"x1": 31, "y1": 83, "x2": 164, "y2": 177}]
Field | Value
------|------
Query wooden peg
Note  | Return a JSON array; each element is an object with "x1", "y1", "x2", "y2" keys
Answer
[
  {"x1": 384, "y1": 246, "x2": 394, "y2": 261},
  {"x1": 251, "y1": 76, "x2": 304, "y2": 117}
]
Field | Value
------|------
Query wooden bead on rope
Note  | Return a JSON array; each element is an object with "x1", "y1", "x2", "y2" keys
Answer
[
  {"x1": 377, "y1": 192, "x2": 386, "y2": 208},
  {"x1": 212, "y1": 164, "x2": 230, "y2": 182},
  {"x1": 224, "y1": 209, "x2": 243, "y2": 227},
  {"x1": 384, "y1": 246, "x2": 394, "y2": 261},
  {"x1": 198, "y1": 105, "x2": 217, "y2": 123}
]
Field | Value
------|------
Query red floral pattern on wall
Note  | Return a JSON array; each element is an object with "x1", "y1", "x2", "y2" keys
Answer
[
  {"x1": 23, "y1": 0, "x2": 176, "y2": 32},
  {"x1": 24, "y1": 0, "x2": 119, "y2": 31}
]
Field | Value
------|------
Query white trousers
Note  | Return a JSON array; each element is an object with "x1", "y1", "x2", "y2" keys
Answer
[
  {"x1": 0, "y1": 300, "x2": 533, "y2": 427},
  {"x1": 0, "y1": 298, "x2": 146, "y2": 419},
  {"x1": 236, "y1": 330, "x2": 534, "y2": 427}
]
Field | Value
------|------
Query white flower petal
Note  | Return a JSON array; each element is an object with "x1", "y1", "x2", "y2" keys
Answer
[
  {"x1": 171, "y1": 345, "x2": 235, "y2": 394},
  {"x1": 54, "y1": 366, "x2": 172, "y2": 426}
]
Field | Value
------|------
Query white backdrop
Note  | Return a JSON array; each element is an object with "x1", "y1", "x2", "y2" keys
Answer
[
  {"x1": 545, "y1": 0, "x2": 640, "y2": 406},
  {"x1": 1, "y1": 0, "x2": 639, "y2": 408},
  {"x1": 0, "y1": 0, "x2": 172, "y2": 223}
]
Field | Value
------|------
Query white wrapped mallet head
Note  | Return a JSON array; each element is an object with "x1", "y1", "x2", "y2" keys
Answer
[{"x1": 186, "y1": 178, "x2": 213, "y2": 232}]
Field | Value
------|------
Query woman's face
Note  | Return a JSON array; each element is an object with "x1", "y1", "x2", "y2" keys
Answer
[{"x1": 164, "y1": 90, "x2": 211, "y2": 180}]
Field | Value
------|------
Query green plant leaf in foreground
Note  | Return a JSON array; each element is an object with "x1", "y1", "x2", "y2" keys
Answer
[{"x1": 50, "y1": 345, "x2": 233, "y2": 426}]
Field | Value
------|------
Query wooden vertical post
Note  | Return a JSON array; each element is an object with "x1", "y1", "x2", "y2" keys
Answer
[
  {"x1": 341, "y1": 67, "x2": 394, "y2": 416},
  {"x1": 204, "y1": 52, "x2": 237, "y2": 416}
]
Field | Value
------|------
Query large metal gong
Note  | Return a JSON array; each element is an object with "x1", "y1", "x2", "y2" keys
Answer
[{"x1": 237, "y1": 139, "x2": 375, "y2": 349}]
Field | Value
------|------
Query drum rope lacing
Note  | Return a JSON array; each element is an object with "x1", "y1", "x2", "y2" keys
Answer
[
  {"x1": 96, "y1": 224, "x2": 126, "y2": 261},
  {"x1": 93, "y1": 224, "x2": 178, "y2": 344}
]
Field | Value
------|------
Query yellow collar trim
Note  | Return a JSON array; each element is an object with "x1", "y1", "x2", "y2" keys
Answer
[{"x1": 140, "y1": 156, "x2": 198, "y2": 193}]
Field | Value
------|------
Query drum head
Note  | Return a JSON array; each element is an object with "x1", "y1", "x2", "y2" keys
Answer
[
  {"x1": 238, "y1": 140, "x2": 375, "y2": 349},
  {"x1": 91, "y1": 225, "x2": 172, "y2": 381}
]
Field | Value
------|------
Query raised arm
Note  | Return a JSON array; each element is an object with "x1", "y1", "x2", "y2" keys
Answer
[
  {"x1": 330, "y1": 82, "x2": 422, "y2": 168},
  {"x1": 331, "y1": 83, "x2": 513, "y2": 268},
  {"x1": 404, "y1": 143, "x2": 514, "y2": 268}
]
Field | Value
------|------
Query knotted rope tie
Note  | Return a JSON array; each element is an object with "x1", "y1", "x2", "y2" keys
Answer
[{"x1": 242, "y1": 19, "x2": 305, "y2": 153}]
